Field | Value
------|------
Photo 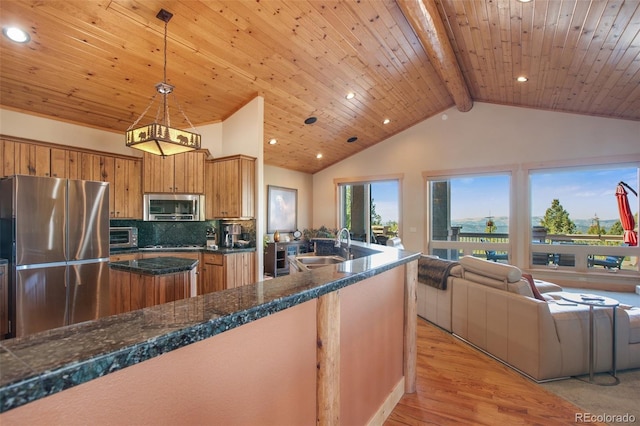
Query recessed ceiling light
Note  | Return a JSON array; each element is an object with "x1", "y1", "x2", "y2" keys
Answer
[
  {"x1": 383, "y1": 118, "x2": 390, "y2": 125},
  {"x1": 346, "y1": 92, "x2": 355, "y2": 100},
  {"x1": 517, "y1": 76, "x2": 528, "y2": 82},
  {"x1": 304, "y1": 116, "x2": 317, "y2": 125},
  {"x1": 268, "y1": 138, "x2": 277, "y2": 145},
  {"x1": 2, "y1": 26, "x2": 30, "y2": 43},
  {"x1": 517, "y1": 0, "x2": 533, "y2": 3},
  {"x1": 316, "y1": 153, "x2": 323, "y2": 159},
  {"x1": 347, "y1": 136, "x2": 358, "y2": 143}
]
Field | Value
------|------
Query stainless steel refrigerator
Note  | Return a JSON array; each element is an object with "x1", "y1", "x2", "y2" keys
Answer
[{"x1": 0, "y1": 175, "x2": 110, "y2": 338}]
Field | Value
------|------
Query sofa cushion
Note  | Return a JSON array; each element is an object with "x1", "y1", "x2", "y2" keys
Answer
[
  {"x1": 459, "y1": 255, "x2": 522, "y2": 283},
  {"x1": 507, "y1": 279, "x2": 535, "y2": 298},
  {"x1": 463, "y1": 271, "x2": 508, "y2": 290}
]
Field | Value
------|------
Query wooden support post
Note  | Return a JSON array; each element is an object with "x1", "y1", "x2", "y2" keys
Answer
[
  {"x1": 404, "y1": 260, "x2": 418, "y2": 393},
  {"x1": 317, "y1": 290, "x2": 340, "y2": 425}
]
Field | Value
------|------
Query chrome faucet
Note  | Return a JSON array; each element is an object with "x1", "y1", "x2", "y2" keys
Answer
[{"x1": 335, "y1": 227, "x2": 352, "y2": 259}]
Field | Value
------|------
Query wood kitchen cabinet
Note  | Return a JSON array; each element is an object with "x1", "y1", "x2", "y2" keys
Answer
[
  {"x1": 50, "y1": 148, "x2": 82, "y2": 179},
  {"x1": 110, "y1": 269, "x2": 190, "y2": 315},
  {"x1": 199, "y1": 252, "x2": 225, "y2": 295},
  {"x1": 2, "y1": 140, "x2": 51, "y2": 177},
  {"x1": 0, "y1": 264, "x2": 7, "y2": 340},
  {"x1": 143, "y1": 150, "x2": 206, "y2": 194},
  {"x1": 206, "y1": 155, "x2": 255, "y2": 219},
  {"x1": 2, "y1": 140, "x2": 92, "y2": 180},
  {"x1": 199, "y1": 251, "x2": 256, "y2": 294},
  {"x1": 81, "y1": 153, "x2": 142, "y2": 219},
  {"x1": 114, "y1": 158, "x2": 142, "y2": 218},
  {"x1": 225, "y1": 251, "x2": 256, "y2": 289}
]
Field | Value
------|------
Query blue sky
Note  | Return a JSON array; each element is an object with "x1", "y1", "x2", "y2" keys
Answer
[
  {"x1": 368, "y1": 167, "x2": 638, "y2": 224},
  {"x1": 530, "y1": 168, "x2": 638, "y2": 220}
]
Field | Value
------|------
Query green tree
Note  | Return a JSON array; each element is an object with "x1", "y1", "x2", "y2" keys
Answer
[
  {"x1": 608, "y1": 221, "x2": 624, "y2": 235},
  {"x1": 587, "y1": 223, "x2": 606, "y2": 235},
  {"x1": 371, "y1": 198, "x2": 382, "y2": 226},
  {"x1": 540, "y1": 199, "x2": 576, "y2": 234}
]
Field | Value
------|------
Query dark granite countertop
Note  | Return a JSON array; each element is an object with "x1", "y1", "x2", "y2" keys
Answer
[
  {"x1": 109, "y1": 247, "x2": 256, "y2": 255},
  {"x1": 0, "y1": 242, "x2": 419, "y2": 413},
  {"x1": 109, "y1": 257, "x2": 199, "y2": 275},
  {"x1": 0, "y1": 259, "x2": 7, "y2": 265}
]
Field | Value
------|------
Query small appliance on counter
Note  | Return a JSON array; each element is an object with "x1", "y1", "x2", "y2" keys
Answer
[
  {"x1": 109, "y1": 226, "x2": 138, "y2": 248},
  {"x1": 222, "y1": 223, "x2": 242, "y2": 248},
  {"x1": 206, "y1": 227, "x2": 218, "y2": 249}
]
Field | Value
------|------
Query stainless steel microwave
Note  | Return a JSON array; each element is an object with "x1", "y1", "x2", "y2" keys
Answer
[
  {"x1": 109, "y1": 227, "x2": 138, "y2": 248},
  {"x1": 143, "y1": 194, "x2": 205, "y2": 221}
]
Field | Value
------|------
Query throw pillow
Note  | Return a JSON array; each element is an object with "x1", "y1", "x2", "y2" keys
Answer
[{"x1": 521, "y1": 273, "x2": 546, "y2": 301}]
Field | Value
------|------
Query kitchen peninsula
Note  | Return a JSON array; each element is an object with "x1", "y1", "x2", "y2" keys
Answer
[{"x1": 0, "y1": 242, "x2": 419, "y2": 425}]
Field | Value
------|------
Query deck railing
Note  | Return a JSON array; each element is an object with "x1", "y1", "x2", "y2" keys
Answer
[{"x1": 430, "y1": 230, "x2": 637, "y2": 272}]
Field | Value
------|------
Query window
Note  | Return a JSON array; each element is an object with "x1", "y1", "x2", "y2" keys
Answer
[
  {"x1": 428, "y1": 173, "x2": 511, "y2": 261},
  {"x1": 529, "y1": 165, "x2": 638, "y2": 271},
  {"x1": 338, "y1": 179, "x2": 400, "y2": 245}
]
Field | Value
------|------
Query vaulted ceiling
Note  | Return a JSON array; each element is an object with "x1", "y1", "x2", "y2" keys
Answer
[{"x1": 1, "y1": 1, "x2": 639, "y2": 174}]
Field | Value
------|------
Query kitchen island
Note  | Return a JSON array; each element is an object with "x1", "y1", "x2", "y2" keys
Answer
[
  {"x1": 0, "y1": 242, "x2": 419, "y2": 425},
  {"x1": 109, "y1": 257, "x2": 199, "y2": 315}
]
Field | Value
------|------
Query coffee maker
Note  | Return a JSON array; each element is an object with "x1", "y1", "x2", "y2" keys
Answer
[{"x1": 222, "y1": 223, "x2": 242, "y2": 248}]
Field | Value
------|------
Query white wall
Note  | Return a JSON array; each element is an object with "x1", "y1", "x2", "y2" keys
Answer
[
  {"x1": 0, "y1": 108, "x2": 224, "y2": 157},
  {"x1": 220, "y1": 97, "x2": 265, "y2": 274},
  {"x1": 263, "y1": 165, "x2": 314, "y2": 240},
  {"x1": 312, "y1": 103, "x2": 640, "y2": 257}
]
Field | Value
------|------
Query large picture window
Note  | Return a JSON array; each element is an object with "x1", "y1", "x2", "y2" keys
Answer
[
  {"x1": 428, "y1": 173, "x2": 511, "y2": 261},
  {"x1": 529, "y1": 165, "x2": 638, "y2": 271}
]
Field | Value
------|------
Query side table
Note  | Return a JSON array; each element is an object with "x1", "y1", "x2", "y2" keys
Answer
[{"x1": 560, "y1": 293, "x2": 619, "y2": 384}]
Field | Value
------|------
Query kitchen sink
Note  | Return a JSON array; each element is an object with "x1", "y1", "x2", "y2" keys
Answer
[
  {"x1": 296, "y1": 255, "x2": 345, "y2": 265},
  {"x1": 290, "y1": 254, "x2": 345, "y2": 272}
]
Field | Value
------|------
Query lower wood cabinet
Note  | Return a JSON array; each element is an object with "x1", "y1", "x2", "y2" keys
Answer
[
  {"x1": 199, "y1": 251, "x2": 256, "y2": 295},
  {"x1": 110, "y1": 269, "x2": 191, "y2": 315},
  {"x1": 200, "y1": 253, "x2": 225, "y2": 295}
]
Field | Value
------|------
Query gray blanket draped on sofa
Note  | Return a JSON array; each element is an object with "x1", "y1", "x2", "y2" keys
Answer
[{"x1": 417, "y1": 256, "x2": 459, "y2": 290}]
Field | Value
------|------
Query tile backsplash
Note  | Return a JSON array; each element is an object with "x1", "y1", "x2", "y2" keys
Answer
[{"x1": 110, "y1": 219, "x2": 256, "y2": 248}]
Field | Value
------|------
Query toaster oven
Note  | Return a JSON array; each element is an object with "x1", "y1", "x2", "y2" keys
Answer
[{"x1": 109, "y1": 227, "x2": 138, "y2": 248}]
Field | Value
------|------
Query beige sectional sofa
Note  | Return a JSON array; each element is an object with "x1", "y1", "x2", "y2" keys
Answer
[{"x1": 417, "y1": 255, "x2": 640, "y2": 382}]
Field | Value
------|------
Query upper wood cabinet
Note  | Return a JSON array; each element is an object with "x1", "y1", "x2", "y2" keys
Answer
[
  {"x1": 2, "y1": 140, "x2": 82, "y2": 180},
  {"x1": 206, "y1": 155, "x2": 256, "y2": 219},
  {"x1": 2, "y1": 140, "x2": 51, "y2": 177},
  {"x1": 79, "y1": 153, "x2": 142, "y2": 219},
  {"x1": 114, "y1": 158, "x2": 142, "y2": 219},
  {"x1": 1, "y1": 138, "x2": 142, "y2": 219},
  {"x1": 143, "y1": 151, "x2": 206, "y2": 194}
]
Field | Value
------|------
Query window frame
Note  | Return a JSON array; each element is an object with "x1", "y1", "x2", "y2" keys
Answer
[
  {"x1": 424, "y1": 166, "x2": 515, "y2": 261},
  {"x1": 335, "y1": 174, "x2": 403, "y2": 244},
  {"x1": 525, "y1": 160, "x2": 639, "y2": 274}
]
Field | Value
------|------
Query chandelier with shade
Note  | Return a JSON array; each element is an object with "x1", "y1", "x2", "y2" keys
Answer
[{"x1": 125, "y1": 9, "x2": 201, "y2": 156}]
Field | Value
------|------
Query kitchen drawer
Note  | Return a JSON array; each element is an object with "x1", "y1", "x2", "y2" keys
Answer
[
  {"x1": 110, "y1": 253, "x2": 140, "y2": 262},
  {"x1": 202, "y1": 253, "x2": 223, "y2": 266}
]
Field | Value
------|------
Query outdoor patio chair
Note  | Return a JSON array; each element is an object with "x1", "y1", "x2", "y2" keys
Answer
[
  {"x1": 485, "y1": 250, "x2": 509, "y2": 262},
  {"x1": 587, "y1": 255, "x2": 624, "y2": 270}
]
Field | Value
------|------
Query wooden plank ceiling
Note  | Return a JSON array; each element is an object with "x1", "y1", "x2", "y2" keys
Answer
[{"x1": 1, "y1": 1, "x2": 638, "y2": 174}]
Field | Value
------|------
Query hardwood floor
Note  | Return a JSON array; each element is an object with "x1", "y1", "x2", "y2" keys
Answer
[{"x1": 385, "y1": 318, "x2": 606, "y2": 425}]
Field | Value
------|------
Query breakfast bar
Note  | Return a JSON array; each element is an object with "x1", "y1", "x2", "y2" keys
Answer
[{"x1": 0, "y1": 243, "x2": 419, "y2": 425}]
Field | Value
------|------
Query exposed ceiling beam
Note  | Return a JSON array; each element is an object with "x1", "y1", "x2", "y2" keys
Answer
[{"x1": 397, "y1": 0, "x2": 473, "y2": 112}]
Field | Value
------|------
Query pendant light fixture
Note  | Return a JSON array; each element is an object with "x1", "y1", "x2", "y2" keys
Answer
[{"x1": 125, "y1": 9, "x2": 201, "y2": 156}]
